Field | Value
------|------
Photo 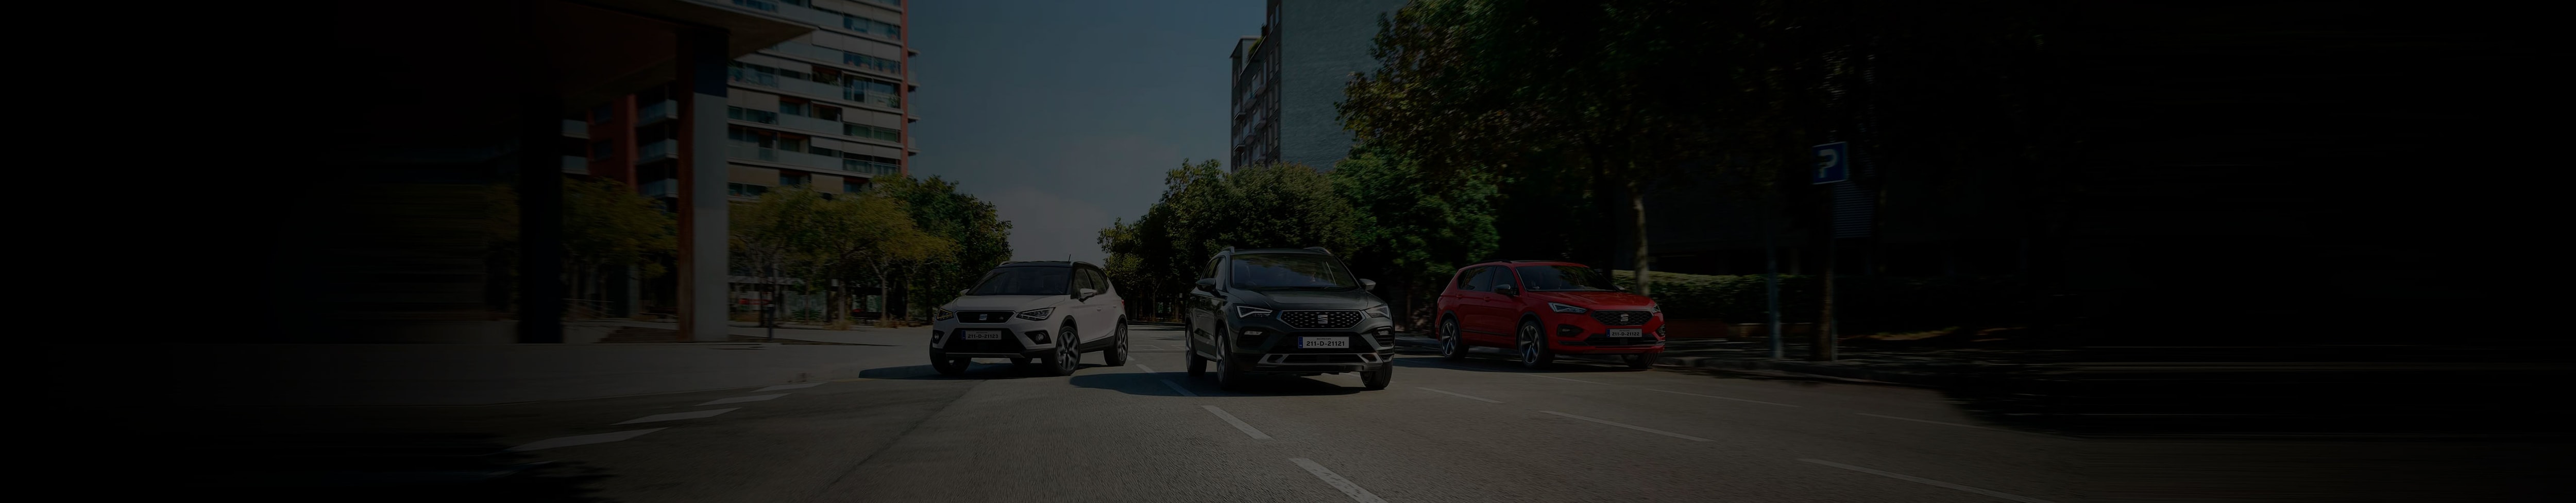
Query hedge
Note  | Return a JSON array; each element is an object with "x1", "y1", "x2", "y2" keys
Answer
[{"x1": 1608, "y1": 270, "x2": 2035, "y2": 333}]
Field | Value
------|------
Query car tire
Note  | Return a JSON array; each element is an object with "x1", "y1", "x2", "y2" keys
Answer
[
  {"x1": 1104, "y1": 319, "x2": 1129, "y2": 367},
  {"x1": 1438, "y1": 316, "x2": 1468, "y2": 361},
  {"x1": 1360, "y1": 361, "x2": 1393, "y2": 390},
  {"x1": 1624, "y1": 354, "x2": 1656, "y2": 370},
  {"x1": 1518, "y1": 319, "x2": 1554, "y2": 370},
  {"x1": 930, "y1": 352, "x2": 968, "y2": 376},
  {"x1": 1044, "y1": 323, "x2": 1079, "y2": 376},
  {"x1": 1186, "y1": 328, "x2": 1208, "y2": 378},
  {"x1": 1214, "y1": 332, "x2": 1245, "y2": 390}
]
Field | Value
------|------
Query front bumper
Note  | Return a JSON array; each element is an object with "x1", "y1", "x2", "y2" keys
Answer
[
  {"x1": 1538, "y1": 310, "x2": 1668, "y2": 355},
  {"x1": 1223, "y1": 310, "x2": 1398, "y2": 374},
  {"x1": 931, "y1": 315, "x2": 1065, "y2": 358}
]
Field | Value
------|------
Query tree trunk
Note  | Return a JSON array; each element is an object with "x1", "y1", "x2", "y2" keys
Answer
[
  {"x1": 876, "y1": 266, "x2": 892, "y2": 328},
  {"x1": 1815, "y1": 215, "x2": 1839, "y2": 362},
  {"x1": 1629, "y1": 179, "x2": 1651, "y2": 297}
]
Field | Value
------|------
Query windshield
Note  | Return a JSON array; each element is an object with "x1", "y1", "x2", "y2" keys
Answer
[
  {"x1": 1228, "y1": 253, "x2": 1360, "y2": 291},
  {"x1": 968, "y1": 266, "x2": 1070, "y2": 296},
  {"x1": 1514, "y1": 265, "x2": 1617, "y2": 291}
]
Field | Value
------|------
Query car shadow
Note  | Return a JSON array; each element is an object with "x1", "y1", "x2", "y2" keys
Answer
[
  {"x1": 858, "y1": 361, "x2": 1123, "y2": 380},
  {"x1": 1069, "y1": 367, "x2": 1367, "y2": 397},
  {"x1": 1392, "y1": 351, "x2": 1652, "y2": 374},
  {"x1": 170, "y1": 429, "x2": 620, "y2": 502}
]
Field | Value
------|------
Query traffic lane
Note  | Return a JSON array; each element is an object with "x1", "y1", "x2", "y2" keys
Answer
[
  {"x1": 1428, "y1": 348, "x2": 1988, "y2": 419},
  {"x1": 520, "y1": 376, "x2": 987, "y2": 503},
  {"x1": 810, "y1": 355, "x2": 1359, "y2": 503},
  {"x1": 1144, "y1": 353, "x2": 2028, "y2": 503},
  {"x1": 2073, "y1": 437, "x2": 2575, "y2": 503},
  {"x1": 1378, "y1": 355, "x2": 2078, "y2": 502}
]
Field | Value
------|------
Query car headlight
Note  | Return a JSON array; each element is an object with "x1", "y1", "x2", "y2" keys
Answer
[
  {"x1": 1016, "y1": 308, "x2": 1053, "y2": 321},
  {"x1": 1364, "y1": 305, "x2": 1390, "y2": 319},
  {"x1": 1234, "y1": 305, "x2": 1273, "y2": 318},
  {"x1": 1648, "y1": 303, "x2": 1660, "y2": 314},
  {"x1": 934, "y1": 307, "x2": 955, "y2": 321},
  {"x1": 1548, "y1": 302, "x2": 1587, "y2": 314}
]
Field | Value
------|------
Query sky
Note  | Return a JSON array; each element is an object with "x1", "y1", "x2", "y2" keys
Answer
[{"x1": 906, "y1": 0, "x2": 1261, "y2": 267}]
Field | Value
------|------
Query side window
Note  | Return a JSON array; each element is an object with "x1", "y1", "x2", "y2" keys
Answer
[
  {"x1": 1093, "y1": 268, "x2": 1115, "y2": 294},
  {"x1": 1462, "y1": 267, "x2": 1492, "y2": 292},
  {"x1": 1204, "y1": 256, "x2": 1222, "y2": 281},
  {"x1": 1489, "y1": 267, "x2": 1519, "y2": 291}
]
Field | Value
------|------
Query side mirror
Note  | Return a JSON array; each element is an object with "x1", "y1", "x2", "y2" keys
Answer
[
  {"x1": 1494, "y1": 284, "x2": 1517, "y2": 296},
  {"x1": 1195, "y1": 277, "x2": 1218, "y2": 292},
  {"x1": 1077, "y1": 288, "x2": 1098, "y2": 300},
  {"x1": 1360, "y1": 279, "x2": 1377, "y2": 290}
]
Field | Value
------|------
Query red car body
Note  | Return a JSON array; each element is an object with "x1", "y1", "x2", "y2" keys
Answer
[{"x1": 1432, "y1": 260, "x2": 1667, "y2": 369}]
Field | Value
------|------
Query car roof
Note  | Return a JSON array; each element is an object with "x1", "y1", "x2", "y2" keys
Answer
[
  {"x1": 1228, "y1": 247, "x2": 1331, "y2": 255},
  {"x1": 1471, "y1": 259, "x2": 1590, "y2": 268},
  {"x1": 997, "y1": 260, "x2": 1091, "y2": 268}
]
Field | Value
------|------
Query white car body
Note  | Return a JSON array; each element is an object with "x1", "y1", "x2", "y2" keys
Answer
[{"x1": 929, "y1": 261, "x2": 1128, "y2": 376}]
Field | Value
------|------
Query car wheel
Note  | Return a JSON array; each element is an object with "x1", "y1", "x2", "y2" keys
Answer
[
  {"x1": 1518, "y1": 319, "x2": 1554, "y2": 369},
  {"x1": 1045, "y1": 323, "x2": 1079, "y2": 376},
  {"x1": 1214, "y1": 332, "x2": 1244, "y2": 390},
  {"x1": 1438, "y1": 316, "x2": 1468, "y2": 360},
  {"x1": 1104, "y1": 320, "x2": 1129, "y2": 367},
  {"x1": 929, "y1": 352, "x2": 967, "y2": 376},
  {"x1": 1624, "y1": 354, "x2": 1656, "y2": 370},
  {"x1": 1361, "y1": 361, "x2": 1393, "y2": 390}
]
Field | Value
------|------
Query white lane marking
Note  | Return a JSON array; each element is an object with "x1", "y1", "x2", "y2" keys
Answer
[
  {"x1": 1202, "y1": 405, "x2": 1270, "y2": 439},
  {"x1": 1290, "y1": 458, "x2": 1389, "y2": 503},
  {"x1": 1856, "y1": 413, "x2": 1987, "y2": 429},
  {"x1": 1800, "y1": 458, "x2": 2057, "y2": 502},
  {"x1": 1538, "y1": 411, "x2": 1711, "y2": 442},
  {"x1": 1135, "y1": 363, "x2": 1157, "y2": 373},
  {"x1": 757, "y1": 383, "x2": 823, "y2": 392},
  {"x1": 505, "y1": 428, "x2": 665, "y2": 452},
  {"x1": 1528, "y1": 374, "x2": 1607, "y2": 385},
  {"x1": 1162, "y1": 380, "x2": 1200, "y2": 397},
  {"x1": 698, "y1": 394, "x2": 787, "y2": 406},
  {"x1": 614, "y1": 408, "x2": 741, "y2": 425},
  {"x1": 1417, "y1": 387, "x2": 1501, "y2": 403},
  {"x1": 1647, "y1": 388, "x2": 1803, "y2": 407}
]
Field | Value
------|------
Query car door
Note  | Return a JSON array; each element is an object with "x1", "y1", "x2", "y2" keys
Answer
[
  {"x1": 1188, "y1": 254, "x2": 1223, "y2": 350},
  {"x1": 1471, "y1": 266, "x2": 1525, "y2": 341},
  {"x1": 1078, "y1": 266, "x2": 1112, "y2": 343},
  {"x1": 1458, "y1": 266, "x2": 1503, "y2": 340}
]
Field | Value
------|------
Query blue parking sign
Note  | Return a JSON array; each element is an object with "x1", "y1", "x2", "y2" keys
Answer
[{"x1": 1812, "y1": 142, "x2": 1849, "y2": 184}]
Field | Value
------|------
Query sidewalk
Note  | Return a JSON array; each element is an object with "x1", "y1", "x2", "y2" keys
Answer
[{"x1": 1390, "y1": 333, "x2": 2075, "y2": 388}]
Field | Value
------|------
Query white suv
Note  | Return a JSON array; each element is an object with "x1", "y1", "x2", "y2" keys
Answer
[{"x1": 929, "y1": 261, "x2": 1130, "y2": 376}]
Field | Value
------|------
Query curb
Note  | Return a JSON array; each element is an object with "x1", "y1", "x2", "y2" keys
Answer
[{"x1": 1396, "y1": 334, "x2": 1959, "y2": 388}]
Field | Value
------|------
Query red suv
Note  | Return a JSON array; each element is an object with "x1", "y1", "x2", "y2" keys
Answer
[{"x1": 1433, "y1": 260, "x2": 1667, "y2": 369}]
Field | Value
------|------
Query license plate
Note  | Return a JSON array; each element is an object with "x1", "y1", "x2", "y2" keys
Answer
[
  {"x1": 961, "y1": 331, "x2": 1003, "y2": 340},
  {"x1": 1607, "y1": 328, "x2": 1643, "y2": 338},
  {"x1": 1299, "y1": 337, "x2": 1349, "y2": 349}
]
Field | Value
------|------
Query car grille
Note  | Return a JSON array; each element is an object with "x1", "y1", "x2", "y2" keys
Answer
[
  {"x1": 1590, "y1": 310, "x2": 1651, "y2": 326},
  {"x1": 941, "y1": 330, "x2": 1026, "y2": 353},
  {"x1": 1280, "y1": 310, "x2": 1363, "y2": 329},
  {"x1": 956, "y1": 311, "x2": 1015, "y2": 324}
]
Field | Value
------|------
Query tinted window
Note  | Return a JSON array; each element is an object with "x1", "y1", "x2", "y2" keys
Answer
[
  {"x1": 1514, "y1": 265, "x2": 1616, "y2": 291},
  {"x1": 1228, "y1": 253, "x2": 1361, "y2": 291},
  {"x1": 968, "y1": 266, "x2": 1070, "y2": 296},
  {"x1": 1485, "y1": 267, "x2": 1519, "y2": 291},
  {"x1": 1459, "y1": 267, "x2": 1491, "y2": 291}
]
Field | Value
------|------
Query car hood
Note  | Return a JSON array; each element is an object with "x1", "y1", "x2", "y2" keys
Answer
[
  {"x1": 1231, "y1": 288, "x2": 1384, "y2": 309},
  {"x1": 1529, "y1": 290, "x2": 1657, "y2": 310},
  {"x1": 944, "y1": 294, "x2": 1064, "y2": 312}
]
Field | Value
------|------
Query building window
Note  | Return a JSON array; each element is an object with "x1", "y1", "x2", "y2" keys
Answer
[
  {"x1": 844, "y1": 124, "x2": 901, "y2": 143},
  {"x1": 731, "y1": 0, "x2": 778, "y2": 12},
  {"x1": 842, "y1": 53, "x2": 903, "y2": 75},
  {"x1": 590, "y1": 140, "x2": 612, "y2": 160},
  {"x1": 727, "y1": 106, "x2": 780, "y2": 124},
  {"x1": 728, "y1": 183, "x2": 770, "y2": 197},
  {"x1": 781, "y1": 174, "x2": 808, "y2": 186},
  {"x1": 591, "y1": 105, "x2": 611, "y2": 123},
  {"x1": 844, "y1": 180, "x2": 867, "y2": 194}
]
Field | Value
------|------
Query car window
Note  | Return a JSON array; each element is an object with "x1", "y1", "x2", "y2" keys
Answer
[
  {"x1": 1485, "y1": 267, "x2": 1519, "y2": 291},
  {"x1": 969, "y1": 266, "x2": 1070, "y2": 296},
  {"x1": 1227, "y1": 253, "x2": 1362, "y2": 291},
  {"x1": 1460, "y1": 266, "x2": 1492, "y2": 292},
  {"x1": 1515, "y1": 265, "x2": 1616, "y2": 291}
]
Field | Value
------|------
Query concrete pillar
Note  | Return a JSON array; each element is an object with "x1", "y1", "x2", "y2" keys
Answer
[
  {"x1": 518, "y1": 91, "x2": 567, "y2": 344},
  {"x1": 676, "y1": 28, "x2": 732, "y2": 342}
]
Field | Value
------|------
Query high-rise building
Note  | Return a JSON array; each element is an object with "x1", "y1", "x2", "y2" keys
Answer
[
  {"x1": 1228, "y1": 0, "x2": 1405, "y2": 172},
  {"x1": 565, "y1": 0, "x2": 918, "y2": 318}
]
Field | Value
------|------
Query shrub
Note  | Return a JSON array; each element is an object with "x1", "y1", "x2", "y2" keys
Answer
[{"x1": 1611, "y1": 270, "x2": 2032, "y2": 333}]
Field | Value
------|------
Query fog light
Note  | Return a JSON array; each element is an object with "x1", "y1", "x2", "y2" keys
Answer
[
  {"x1": 1027, "y1": 331, "x2": 1049, "y2": 344},
  {"x1": 1557, "y1": 324, "x2": 1583, "y2": 338},
  {"x1": 932, "y1": 330, "x2": 944, "y2": 341}
]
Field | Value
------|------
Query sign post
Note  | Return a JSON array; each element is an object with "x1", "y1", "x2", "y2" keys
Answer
[{"x1": 1810, "y1": 142, "x2": 1849, "y2": 361}]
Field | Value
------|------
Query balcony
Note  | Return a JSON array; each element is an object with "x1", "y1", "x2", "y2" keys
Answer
[
  {"x1": 637, "y1": 100, "x2": 677, "y2": 125},
  {"x1": 562, "y1": 155, "x2": 588, "y2": 174},
  {"x1": 639, "y1": 179, "x2": 677, "y2": 198},
  {"x1": 638, "y1": 139, "x2": 678, "y2": 160},
  {"x1": 726, "y1": 142, "x2": 841, "y2": 170},
  {"x1": 562, "y1": 119, "x2": 588, "y2": 138},
  {"x1": 778, "y1": 113, "x2": 845, "y2": 136},
  {"x1": 843, "y1": 159, "x2": 900, "y2": 178}
]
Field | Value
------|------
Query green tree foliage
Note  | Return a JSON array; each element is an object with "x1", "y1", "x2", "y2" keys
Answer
[
  {"x1": 810, "y1": 184, "x2": 955, "y2": 327},
  {"x1": 1332, "y1": 143, "x2": 1501, "y2": 327},
  {"x1": 881, "y1": 176, "x2": 1012, "y2": 317},
  {"x1": 486, "y1": 179, "x2": 677, "y2": 316},
  {"x1": 1098, "y1": 160, "x2": 1368, "y2": 319},
  {"x1": 731, "y1": 185, "x2": 828, "y2": 326}
]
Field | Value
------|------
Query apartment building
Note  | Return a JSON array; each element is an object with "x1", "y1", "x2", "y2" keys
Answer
[{"x1": 1228, "y1": 0, "x2": 1405, "y2": 172}]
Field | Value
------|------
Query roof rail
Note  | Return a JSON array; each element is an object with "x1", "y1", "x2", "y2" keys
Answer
[{"x1": 1304, "y1": 247, "x2": 1330, "y2": 255}]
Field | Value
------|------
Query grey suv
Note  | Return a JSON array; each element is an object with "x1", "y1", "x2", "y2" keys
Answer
[{"x1": 1183, "y1": 247, "x2": 1396, "y2": 390}]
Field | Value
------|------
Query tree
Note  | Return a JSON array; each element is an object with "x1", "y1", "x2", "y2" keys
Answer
[
  {"x1": 880, "y1": 176, "x2": 1012, "y2": 321},
  {"x1": 1331, "y1": 142, "x2": 1501, "y2": 329},
  {"x1": 812, "y1": 185, "x2": 955, "y2": 328},
  {"x1": 732, "y1": 185, "x2": 828, "y2": 327},
  {"x1": 1099, "y1": 159, "x2": 1368, "y2": 320},
  {"x1": 561, "y1": 178, "x2": 676, "y2": 315}
]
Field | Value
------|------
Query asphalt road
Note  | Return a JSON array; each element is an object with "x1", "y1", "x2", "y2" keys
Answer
[{"x1": 121, "y1": 323, "x2": 2572, "y2": 502}]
